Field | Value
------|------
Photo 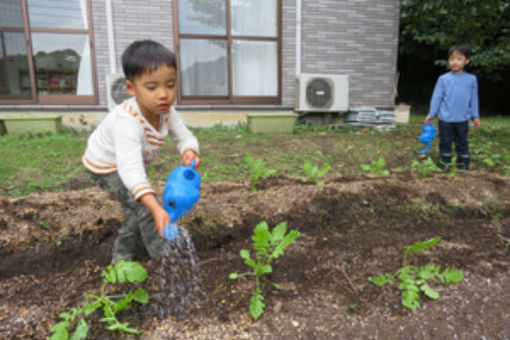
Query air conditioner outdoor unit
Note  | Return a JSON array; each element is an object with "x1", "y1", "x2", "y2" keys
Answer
[
  {"x1": 106, "y1": 73, "x2": 130, "y2": 111},
  {"x1": 296, "y1": 73, "x2": 349, "y2": 112}
]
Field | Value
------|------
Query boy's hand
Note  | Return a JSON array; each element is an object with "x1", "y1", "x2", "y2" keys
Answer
[
  {"x1": 153, "y1": 207, "x2": 170, "y2": 238},
  {"x1": 473, "y1": 118, "x2": 480, "y2": 128},
  {"x1": 139, "y1": 193, "x2": 170, "y2": 238},
  {"x1": 182, "y1": 149, "x2": 201, "y2": 168},
  {"x1": 424, "y1": 116, "x2": 432, "y2": 123}
]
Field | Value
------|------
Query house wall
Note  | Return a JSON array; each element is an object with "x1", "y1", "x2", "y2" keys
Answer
[
  {"x1": 298, "y1": 0, "x2": 400, "y2": 107},
  {"x1": 91, "y1": 0, "x2": 174, "y2": 107},
  {"x1": 90, "y1": 0, "x2": 399, "y2": 109}
]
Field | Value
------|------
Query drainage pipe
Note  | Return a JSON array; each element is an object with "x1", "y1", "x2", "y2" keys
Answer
[
  {"x1": 295, "y1": 0, "x2": 302, "y2": 76},
  {"x1": 105, "y1": 0, "x2": 116, "y2": 73}
]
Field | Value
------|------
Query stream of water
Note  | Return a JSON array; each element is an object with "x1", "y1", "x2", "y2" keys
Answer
[{"x1": 147, "y1": 226, "x2": 205, "y2": 318}]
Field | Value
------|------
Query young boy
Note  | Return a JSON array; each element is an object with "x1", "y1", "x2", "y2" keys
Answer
[
  {"x1": 82, "y1": 40, "x2": 200, "y2": 263},
  {"x1": 425, "y1": 44, "x2": 480, "y2": 170}
]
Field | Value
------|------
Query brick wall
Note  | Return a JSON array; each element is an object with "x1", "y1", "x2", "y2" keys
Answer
[
  {"x1": 90, "y1": 0, "x2": 399, "y2": 108},
  {"x1": 91, "y1": 0, "x2": 174, "y2": 106},
  {"x1": 297, "y1": 0, "x2": 400, "y2": 107}
]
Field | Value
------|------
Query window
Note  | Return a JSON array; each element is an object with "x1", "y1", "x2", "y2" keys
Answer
[
  {"x1": 0, "y1": 0, "x2": 97, "y2": 105},
  {"x1": 175, "y1": 0, "x2": 281, "y2": 105}
]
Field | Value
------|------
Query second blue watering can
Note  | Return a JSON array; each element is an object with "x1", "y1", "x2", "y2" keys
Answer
[
  {"x1": 418, "y1": 122, "x2": 437, "y2": 155},
  {"x1": 161, "y1": 160, "x2": 201, "y2": 241}
]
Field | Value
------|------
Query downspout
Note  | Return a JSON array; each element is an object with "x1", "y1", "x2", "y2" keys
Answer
[
  {"x1": 295, "y1": 0, "x2": 302, "y2": 76},
  {"x1": 105, "y1": 0, "x2": 116, "y2": 73}
]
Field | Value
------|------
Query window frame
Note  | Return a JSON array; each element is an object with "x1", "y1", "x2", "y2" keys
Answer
[
  {"x1": 173, "y1": 0, "x2": 282, "y2": 105},
  {"x1": 0, "y1": 0, "x2": 98, "y2": 105}
]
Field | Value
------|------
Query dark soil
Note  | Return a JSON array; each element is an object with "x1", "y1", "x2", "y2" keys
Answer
[{"x1": 1, "y1": 171, "x2": 509, "y2": 339}]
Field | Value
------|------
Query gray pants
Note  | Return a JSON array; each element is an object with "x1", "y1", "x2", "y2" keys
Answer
[{"x1": 89, "y1": 171, "x2": 167, "y2": 263}]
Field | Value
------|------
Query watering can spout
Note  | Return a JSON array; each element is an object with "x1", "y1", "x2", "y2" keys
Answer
[{"x1": 162, "y1": 160, "x2": 201, "y2": 241}]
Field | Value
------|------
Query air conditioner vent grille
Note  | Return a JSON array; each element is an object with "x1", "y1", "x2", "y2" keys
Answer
[
  {"x1": 111, "y1": 76, "x2": 130, "y2": 106},
  {"x1": 306, "y1": 78, "x2": 332, "y2": 108}
]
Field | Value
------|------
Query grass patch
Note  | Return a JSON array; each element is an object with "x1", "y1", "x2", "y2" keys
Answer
[{"x1": 1, "y1": 115, "x2": 508, "y2": 197}]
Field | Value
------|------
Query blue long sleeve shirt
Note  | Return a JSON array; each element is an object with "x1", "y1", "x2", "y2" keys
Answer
[{"x1": 426, "y1": 72, "x2": 480, "y2": 122}]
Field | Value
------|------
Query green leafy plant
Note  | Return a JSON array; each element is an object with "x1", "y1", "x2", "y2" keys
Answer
[
  {"x1": 303, "y1": 161, "x2": 331, "y2": 185},
  {"x1": 361, "y1": 155, "x2": 390, "y2": 176},
  {"x1": 229, "y1": 221, "x2": 300, "y2": 319},
  {"x1": 244, "y1": 153, "x2": 277, "y2": 192},
  {"x1": 50, "y1": 261, "x2": 149, "y2": 340},
  {"x1": 442, "y1": 157, "x2": 459, "y2": 178},
  {"x1": 412, "y1": 156, "x2": 442, "y2": 177},
  {"x1": 368, "y1": 236, "x2": 464, "y2": 310}
]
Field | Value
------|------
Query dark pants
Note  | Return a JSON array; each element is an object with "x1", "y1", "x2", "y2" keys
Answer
[
  {"x1": 89, "y1": 171, "x2": 167, "y2": 263},
  {"x1": 438, "y1": 120, "x2": 470, "y2": 170}
]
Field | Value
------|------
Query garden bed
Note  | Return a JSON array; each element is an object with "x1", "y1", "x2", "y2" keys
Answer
[{"x1": 1, "y1": 171, "x2": 509, "y2": 339}]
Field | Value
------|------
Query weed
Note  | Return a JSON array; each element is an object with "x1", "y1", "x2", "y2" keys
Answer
[
  {"x1": 360, "y1": 155, "x2": 390, "y2": 176},
  {"x1": 303, "y1": 160, "x2": 331, "y2": 185},
  {"x1": 368, "y1": 236, "x2": 464, "y2": 310},
  {"x1": 229, "y1": 221, "x2": 300, "y2": 319},
  {"x1": 39, "y1": 220, "x2": 51, "y2": 230},
  {"x1": 50, "y1": 261, "x2": 149, "y2": 340},
  {"x1": 412, "y1": 157, "x2": 441, "y2": 177},
  {"x1": 244, "y1": 153, "x2": 277, "y2": 192}
]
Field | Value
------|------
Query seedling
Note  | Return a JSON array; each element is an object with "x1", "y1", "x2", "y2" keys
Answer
[
  {"x1": 411, "y1": 157, "x2": 441, "y2": 177},
  {"x1": 368, "y1": 236, "x2": 464, "y2": 310},
  {"x1": 303, "y1": 160, "x2": 331, "y2": 185},
  {"x1": 360, "y1": 155, "x2": 390, "y2": 176},
  {"x1": 244, "y1": 153, "x2": 277, "y2": 192},
  {"x1": 50, "y1": 261, "x2": 149, "y2": 340},
  {"x1": 229, "y1": 221, "x2": 300, "y2": 319}
]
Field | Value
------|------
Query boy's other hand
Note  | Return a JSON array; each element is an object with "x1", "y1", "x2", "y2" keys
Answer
[
  {"x1": 182, "y1": 149, "x2": 201, "y2": 168},
  {"x1": 473, "y1": 118, "x2": 480, "y2": 128}
]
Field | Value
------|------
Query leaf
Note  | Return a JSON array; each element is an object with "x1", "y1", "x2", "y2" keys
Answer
[
  {"x1": 249, "y1": 288, "x2": 265, "y2": 320},
  {"x1": 272, "y1": 230, "x2": 300, "y2": 260},
  {"x1": 439, "y1": 268, "x2": 464, "y2": 283},
  {"x1": 420, "y1": 282, "x2": 440, "y2": 300},
  {"x1": 51, "y1": 321, "x2": 70, "y2": 333},
  {"x1": 361, "y1": 164, "x2": 371, "y2": 171},
  {"x1": 50, "y1": 328, "x2": 69, "y2": 340},
  {"x1": 113, "y1": 295, "x2": 132, "y2": 313},
  {"x1": 102, "y1": 265, "x2": 116, "y2": 284},
  {"x1": 270, "y1": 222, "x2": 287, "y2": 244},
  {"x1": 255, "y1": 264, "x2": 272, "y2": 276},
  {"x1": 58, "y1": 312, "x2": 73, "y2": 321},
  {"x1": 69, "y1": 319, "x2": 88, "y2": 340},
  {"x1": 417, "y1": 265, "x2": 440, "y2": 280},
  {"x1": 401, "y1": 289, "x2": 420, "y2": 310},
  {"x1": 83, "y1": 300, "x2": 102, "y2": 317},
  {"x1": 368, "y1": 273, "x2": 394, "y2": 286},
  {"x1": 229, "y1": 273, "x2": 239, "y2": 279},
  {"x1": 405, "y1": 236, "x2": 441, "y2": 256},
  {"x1": 253, "y1": 222, "x2": 271, "y2": 255},
  {"x1": 133, "y1": 288, "x2": 149, "y2": 304},
  {"x1": 240, "y1": 249, "x2": 256, "y2": 268},
  {"x1": 114, "y1": 261, "x2": 148, "y2": 283}
]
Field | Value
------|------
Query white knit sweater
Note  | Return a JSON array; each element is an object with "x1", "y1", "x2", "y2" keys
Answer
[{"x1": 82, "y1": 98, "x2": 199, "y2": 200}]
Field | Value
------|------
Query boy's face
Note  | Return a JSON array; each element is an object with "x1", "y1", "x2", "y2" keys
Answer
[
  {"x1": 448, "y1": 51, "x2": 469, "y2": 73},
  {"x1": 125, "y1": 65, "x2": 177, "y2": 118}
]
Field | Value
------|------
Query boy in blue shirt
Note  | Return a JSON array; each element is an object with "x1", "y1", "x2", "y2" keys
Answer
[{"x1": 425, "y1": 44, "x2": 480, "y2": 170}]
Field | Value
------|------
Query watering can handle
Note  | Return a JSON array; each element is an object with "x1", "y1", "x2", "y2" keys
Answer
[
  {"x1": 190, "y1": 159, "x2": 197, "y2": 169},
  {"x1": 424, "y1": 121, "x2": 433, "y2": 126}
]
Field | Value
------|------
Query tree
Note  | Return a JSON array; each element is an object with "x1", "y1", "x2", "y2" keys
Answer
[{"x1": 400, "y1": 0, "x2": 510, "y2": 81}]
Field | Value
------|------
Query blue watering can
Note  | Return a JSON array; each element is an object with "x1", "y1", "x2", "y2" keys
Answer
[
  {"x1": 161, "y1": 160, "x2": 201, "y2": 241},
  {"x1": 417, "y1": 122, "x2": 437, "y2": 155}
]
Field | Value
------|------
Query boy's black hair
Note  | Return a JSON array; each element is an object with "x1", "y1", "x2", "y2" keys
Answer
[
  {"x1": 121, "y1": 40, "x2": 177, "y2": 81},
  {"x1": 448, "y1": 44, "x2": 472, "y2": 58}
]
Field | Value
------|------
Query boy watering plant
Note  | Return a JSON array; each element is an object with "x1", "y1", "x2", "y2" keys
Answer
[
  {"x1": 82, "y1": 40, "x2": 201, "y2": 264},
  {"x1": 425, "y1": 44, "x2": 480, "y2": 170}
]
